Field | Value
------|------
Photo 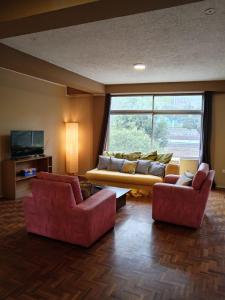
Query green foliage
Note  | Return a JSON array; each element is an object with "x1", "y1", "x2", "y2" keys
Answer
[
  {"x1": 108, "y1": 127, "x2": 151, "y2": 152},
  {"x1": 108, "y1": 114, "x2": 169, "y2": 153}
]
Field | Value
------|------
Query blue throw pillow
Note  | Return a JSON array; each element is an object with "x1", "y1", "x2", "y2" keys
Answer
[
  {"x1": 98, "y1": 155, "x2": 110, "y2": 170},
  {"x1": 149, "y1": 161, "x2": 166, "y2": 177},
  {"x1": 108, "y1": 157, "x2": 125, "y2": 172},
  {"x1": 136, "y1": 160, "x2": 152, "y2": 174}
]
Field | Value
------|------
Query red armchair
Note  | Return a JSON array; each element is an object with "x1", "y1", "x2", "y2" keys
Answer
[
  {"x1": 152, "y1": 163, "x2": 215, "y2": 228},
  {"x1": 23, "y1": 172, "x2": 116, "y2": 247}
]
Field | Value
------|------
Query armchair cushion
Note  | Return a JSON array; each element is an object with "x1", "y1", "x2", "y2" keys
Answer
[
  {"x1": 37, "y1": 172, "x2": 83, "y2": 204},
  {"x1": 192, "y1": 163, "x2": 209, "y2": 190}
]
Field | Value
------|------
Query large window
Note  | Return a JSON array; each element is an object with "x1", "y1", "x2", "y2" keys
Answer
[{"x1": 107, "y1": 95, "x2": 203, "y2": 158}]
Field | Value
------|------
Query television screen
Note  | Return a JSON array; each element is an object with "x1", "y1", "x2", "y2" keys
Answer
[{"x1": 11, "y1": 130, "x2": 44, "y2": 159}]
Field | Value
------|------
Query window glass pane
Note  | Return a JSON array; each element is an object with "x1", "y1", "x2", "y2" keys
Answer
[
  {"x1": 107, "y1": 114, "x2": 152, "y2": 152},
  {"x1": 153, "y1": 115, "x2": 202, "y2": 158},
  {"x1": 154, "y1": 95, "x2": 202, "y2": 110},
  {"x1": 111, "y1": 96, "x2": 153, "y2": 110}
]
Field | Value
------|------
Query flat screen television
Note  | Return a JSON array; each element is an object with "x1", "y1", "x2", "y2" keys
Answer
[{"x1": 10, "y1": 130, "x2": 44, "y2": 159}]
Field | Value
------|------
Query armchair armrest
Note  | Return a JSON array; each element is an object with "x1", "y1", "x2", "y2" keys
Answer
[
  {"x1": 164, "y1": 174, "x2": 180, "y2": 184},
  {"x1": 153, "y1": 183, "x2": 196, "y2": 200},
  {"x1": 70, "y1": 190, "x2": 116, "y2": 246},
  {"x1": 77, "y1": 190, "x2": 116, "y2": 212}
]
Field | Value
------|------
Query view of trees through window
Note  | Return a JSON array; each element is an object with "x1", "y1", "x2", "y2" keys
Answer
[{"x1": 107, "y1": 95, "x2": 203, "y2": 158}]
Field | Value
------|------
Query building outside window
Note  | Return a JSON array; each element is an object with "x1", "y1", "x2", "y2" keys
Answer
[{"x1": 106, "y1": 94, "x2": 203, "y2": 159}]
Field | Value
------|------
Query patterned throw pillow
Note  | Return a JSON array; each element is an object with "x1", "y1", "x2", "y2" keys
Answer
[
  {"x1": 121, "y1": 160, "x2": 137, "y2": 174},
  {"x1": 103, "y1": 151, "x2": 124, "y2": 159},
  {"x1": 136, "y1": 160, "x2": 152, "y2": 174},
  {"x1": 148, "y1": 162, "x2": 166, "y2": 177},
  {"x1": 176, "y1": 171, "x2": 194, "y2": 186},
  {"x1": 98, "y1": 155, "x2": 110, "y2": 170},
  {"x1": 140, "y1": 151, "x2": 157, "y2": 161},
  {"x1": 108, "y1": 157, "x2": 125, "y2": 172},
  {"x1": 123, "y1": 152, "x2": 142, "y2": 161},
  {"x1": 157, "y1": 153, "x2": 173, "y2": 164}
]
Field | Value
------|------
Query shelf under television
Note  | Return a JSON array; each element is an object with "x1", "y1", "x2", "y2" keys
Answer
[{"x1": 16, "y1": 175, "x2": 37, "y2": 182}]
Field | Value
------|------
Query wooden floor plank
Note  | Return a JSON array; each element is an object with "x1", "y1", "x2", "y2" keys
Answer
[{"x1": 0, "y1": 191, "x2": 225, "y2": 300}]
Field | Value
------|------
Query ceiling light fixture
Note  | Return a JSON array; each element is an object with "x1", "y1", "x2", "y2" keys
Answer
[
  {"x1": 204, "y1": 8, "x2": 216, "y2": 15},
  {"x1": 133, "y1": 63, "x2": 146, "y2": 71}
]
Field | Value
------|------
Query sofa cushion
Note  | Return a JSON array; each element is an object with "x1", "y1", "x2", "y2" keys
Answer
[
  {"x1": 86, "y1": 169, "x2": 163, "y2": 186},
  {"x1": 157, "y1": 153, "x2": 173, "y2": 164},
  {"x1": 37, "y1": 172, "x2": 83, "y2": 204},
  {"x1": 149, "y1": 162, "x2": 166, "y2": 177},
  {"x1": 192, "y1": 163, "x2": 209, "y2": 190},
  {"x1": 123, "y1": 152, "x2": 142, "y2": 161},
  {"x1": 140, "y1": 151, "x2": 157, "y2": 161},
  {"x1": 121, "y1": 160, "x2": 137, "y2": 174},
  {"x1": 108, "y1": 157, "x2": 124, "y2": 172},
  {"x1": 98, "y1": 155, "x2": 110, "y2": 170},
  {"x1": 103, "y1": 151, "x2": 124, "y2": 158},
  {"x1": 136, "y1": 160, "x2": 152, "y2": 174}
]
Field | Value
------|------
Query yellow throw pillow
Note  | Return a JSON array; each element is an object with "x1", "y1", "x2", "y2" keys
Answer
[{"x1": 121, "y1": 160, "x2": 138, "y2": 174}]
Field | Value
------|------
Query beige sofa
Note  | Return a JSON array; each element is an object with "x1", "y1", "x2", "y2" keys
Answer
[{"x1": 86, "y1": 163, "x2": 180, "y2": 194}]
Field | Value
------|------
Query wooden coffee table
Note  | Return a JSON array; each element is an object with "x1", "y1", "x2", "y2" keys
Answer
[{"x1": 94, "y1": 185, "x2": 130, "y2": 211}]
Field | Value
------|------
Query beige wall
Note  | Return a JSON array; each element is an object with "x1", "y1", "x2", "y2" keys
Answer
[
  {"x1": 69, "y1": 94, "x2": 94, "y2": 174},
  {"x1": 212, "y1": 93, "x2": 225, "y2": 188},
  {"x1": 0, "y1": 67, "x2": 71, "y2": 196},
  {"x1": 1, "y1": 67, "x2": 225, "y2": 195}
]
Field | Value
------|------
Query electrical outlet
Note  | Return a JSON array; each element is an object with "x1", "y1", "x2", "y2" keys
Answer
[{"x1": 222, "y1": 169, "x2": 225, "y2": 174}]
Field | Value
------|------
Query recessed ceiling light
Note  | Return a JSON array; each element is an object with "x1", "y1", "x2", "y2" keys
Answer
[
  {"x1": 204, "y1": 8, "x2": 216, "y2": 15},
  {"x1": 133, "y1": 63, "x2": 146, "y2": 71}
]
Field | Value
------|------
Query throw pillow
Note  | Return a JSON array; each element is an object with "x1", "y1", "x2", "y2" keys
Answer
[
  {"x1": 176, "y1": 171, "x2": 194, "y2": 186},
  {"x1": 123, "y1": 152, "x2": 142, "y2": 161},
  {"x1": 98, "y1": 155, "x2": 110, "y2": 170},
  {"x1": 136, "y1": 160, "x2": 152, "y2": 174},
  {"x1": 108, "y1": 157, "x2": 125, "y2": 172},
  {"x1": 121, "y1": 160, "x2": 137, "y2": 174},
  {"x1": 149, "y1": 162, "x2": 166, "y2": 177},
  {"x1": 157, "y1": 153, "x2": 173, "y2": 164},
  {"x1": 140, "y1": 151, "x2": 157, "y2": 161},
  {"x1": 103, "y1": 151, "x2": 124, "y2": 159}
]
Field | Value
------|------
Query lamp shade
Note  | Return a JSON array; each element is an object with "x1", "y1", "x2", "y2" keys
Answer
[{"x1": 65, "y1": 122, "x2": 78, "y2": 174}]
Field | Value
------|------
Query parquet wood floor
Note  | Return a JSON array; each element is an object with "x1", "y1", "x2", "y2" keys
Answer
[{"x1": 0, "y1": 191, "x2": 225, "y2": 300}]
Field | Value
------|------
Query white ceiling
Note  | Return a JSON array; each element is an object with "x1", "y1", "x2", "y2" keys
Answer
[{"x1": 1, "y1": 0, "x2": 225, "y2": 84}]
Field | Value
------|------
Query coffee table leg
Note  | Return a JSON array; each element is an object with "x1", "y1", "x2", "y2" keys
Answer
[{"x1": 116, "y1": 194, "x2": 127, "y2": 211}]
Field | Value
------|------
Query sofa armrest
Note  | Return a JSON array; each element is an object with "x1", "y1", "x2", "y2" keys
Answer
[
  {"x1": 165, "y1": 163, "x2": 180, "y2": 176},
  {"x1": 164, "y1": 174, "x2": 180, "y2": 184}
]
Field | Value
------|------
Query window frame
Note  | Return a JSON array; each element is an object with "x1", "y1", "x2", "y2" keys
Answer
[{"x1": 107, "y1": 93, "x2": 204, "y2": 159}]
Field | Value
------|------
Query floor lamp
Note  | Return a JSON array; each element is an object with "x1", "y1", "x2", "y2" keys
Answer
[{"x1": 65, "y1": 122, "x2": 78, "y2": 175}]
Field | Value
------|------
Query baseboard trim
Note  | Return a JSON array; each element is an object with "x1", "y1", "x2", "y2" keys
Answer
[{"x1": 215, "y1": 186, "x2": 225, "y2": 190}]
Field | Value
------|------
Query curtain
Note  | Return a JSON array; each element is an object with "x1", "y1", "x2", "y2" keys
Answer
[
  {"x1": 202, "y1": 91, "x2": 215, "y2": 188},
  {"x1": 96, "y1": 93, "x2": 111, "y2": 166},
  {"x1": 202, "y1": 91, "x2": 213, "y2": 165}
]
